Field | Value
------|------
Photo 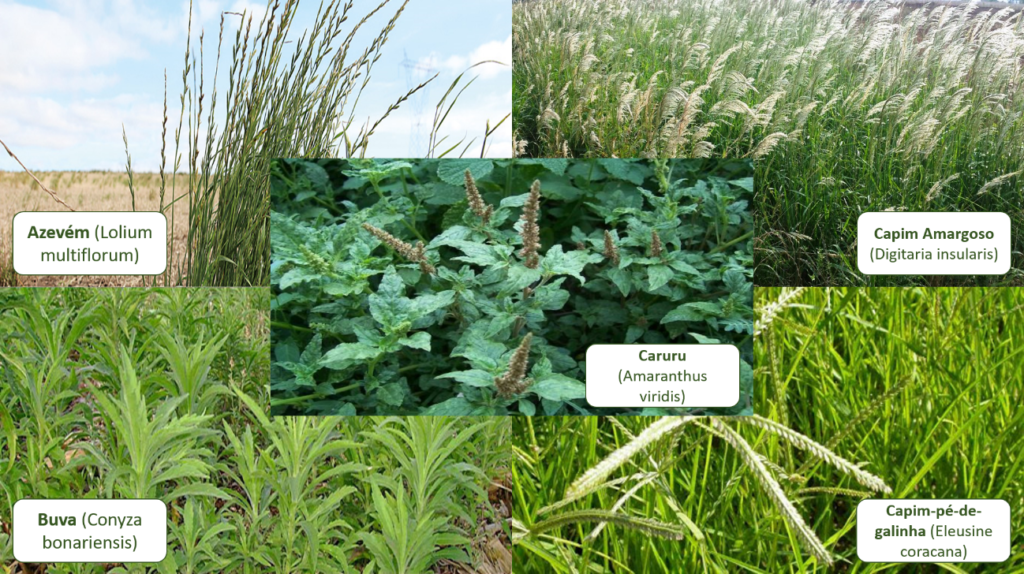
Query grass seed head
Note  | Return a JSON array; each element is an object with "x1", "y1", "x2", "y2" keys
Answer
[
  {"x1": 650, "y1": 230, "x2": 663, "y2": 257},
  {"x1": 362, "y1": 223, "x2": 435, "y2": 275},
  {"x1": 519, "y1": 181, "x2": 542, "y2": 268},
  {"x1": 603, "y1": 230, "x2": 620, "y2": 266},
  {"x1": 494, "y1": 333, "x2": 534, "y2": 398},
  {"x1": 464, "y1": 169, "x2": 493, "y2": 223}
]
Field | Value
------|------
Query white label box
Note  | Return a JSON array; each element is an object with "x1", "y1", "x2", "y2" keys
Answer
[
  {"x1": 13, "y1": 211, "x2": 167, "y2": 275},
  {"x1": 13, "y1": 499, "x2": 167, "y2": 563},
  {"x1": 857, "y1": 499, "x2": 1011, "y2": 563},
  {"x1": 585, "y1": 344, "x2": 739, "y2": 408},
  {"x1": 857, "y1": 212, "x2": 1010, "y2": 275}
]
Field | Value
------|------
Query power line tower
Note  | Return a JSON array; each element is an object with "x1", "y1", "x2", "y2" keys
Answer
[{"x1": 400, "y1": 49, "x2": 437, "y2": 157}]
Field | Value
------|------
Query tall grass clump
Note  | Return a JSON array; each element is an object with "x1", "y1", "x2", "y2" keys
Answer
[
  {"x1": 147, "y1": 0, "x2": 462, "y2": 287},
  {"x1": 512, "y1": 0, "x2": 1024, "y2": 286},
  {"x1": 512, "y1": 287, "x2": 1024, "y2": 571}
]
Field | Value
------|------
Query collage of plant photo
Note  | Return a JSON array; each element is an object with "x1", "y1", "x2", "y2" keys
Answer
[{"x1": 3, "y1": 0, "x2": 1024, "y2": 572}]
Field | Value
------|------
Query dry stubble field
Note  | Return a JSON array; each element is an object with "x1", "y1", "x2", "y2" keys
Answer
[{"x1": 0, "y1": 171, "x2": 190, "y2": 286}]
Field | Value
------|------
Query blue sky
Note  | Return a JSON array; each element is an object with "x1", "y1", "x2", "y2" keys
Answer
[{"x1": 0, "y1": 0, "x2": 511, "y2": 171}]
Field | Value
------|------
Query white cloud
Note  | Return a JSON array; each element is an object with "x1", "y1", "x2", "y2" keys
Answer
[
  {"x1": 362, "y1": 88, "x2": 512, "y2": 158},
  {"x1": 0, "y1": 3, "x2": 133, "y2": 92},
  {"x1": 0, "y1": 92, "x2": 169, "y2": 171},
  {"x1": 416, "y1": 34, "x2": 512, "y2": 81},
  {"x1": 227, "y1": 0, "x2": 268, "y2": 24},
  {"x1": 0, "y1": 1, "x2": 181, "y2": 93},
  {"x1": 466, "y1": 34, "x2": 512, "y2": 79},
  {"x1": 188, "y1": 0, "x2": 267, "y2": 31}
]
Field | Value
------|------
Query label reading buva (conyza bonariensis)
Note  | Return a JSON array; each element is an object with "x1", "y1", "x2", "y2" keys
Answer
[{"x1": 13, "y1": 499, "x2": 167, "y2": 563}]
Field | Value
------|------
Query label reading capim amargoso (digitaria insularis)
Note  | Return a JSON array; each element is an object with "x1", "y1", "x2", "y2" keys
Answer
[
  {"x1": 13, "y1": 499, "x2": 167, "y2": 563},
  {"x1": 857, "y1": 212, "x2": 1010, "y2": 275},
  {"x1": 585, "y1": 344, "x2": 739, "y2": 408},
  {"x1": 857, "y1": 499, "x2": 1010, "y2": 563},
  {"x1": 13, "y1": 212, "x2": 167, "y2": 275}
]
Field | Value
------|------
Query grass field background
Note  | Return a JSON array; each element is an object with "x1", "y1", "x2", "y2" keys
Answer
[
  {"x1": 0, "y1": 288, "x2": 511, "y2": 574},
  {"x1": 512, "y1": 0, "x2": 1024, "y2": 286},
  {"x1": 512, "y1": 287, "x2": 1024, "y2": 572},
  {"x1": 0, "y1": 171, "x2": 190, "y2": 287}
]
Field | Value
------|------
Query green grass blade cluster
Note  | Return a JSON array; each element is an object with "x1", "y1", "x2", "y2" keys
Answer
[
  {"x1": 0, "y1": 288, "x2": 510, "y2": 574},
  {"x1": 145, "y1": 0, "x2": 443, "y2": 287},
  {"x1": 512, "y1": 287, "x2": 1024, "y2": 571},
  {"x1": 512, "y1": 0, "x2": 1024, "y2": 285}
]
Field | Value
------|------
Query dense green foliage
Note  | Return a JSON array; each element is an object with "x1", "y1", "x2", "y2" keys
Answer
[
  {"x1": 513, "y1": 287, "x2": 1024, "y2": 572},
  {"x1": 0, "y1": 288, "x2": 509, "y2": 574},
  {"x1": 512, "y1": 0, "x2": 1024, "y2": 286},
  {"x1": 270, "y1": 158, "x2": 754, "y2": 415}
]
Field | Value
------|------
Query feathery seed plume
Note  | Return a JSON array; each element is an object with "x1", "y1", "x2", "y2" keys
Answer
[
  {"x1": 519, "y1": 180, "x2": 542, "y2": 268},
  {"x1": 464, "y1": 169, "x2": 493, "y2": 223},
  {"x1": 362, "y1": 223, "x2": 436, "y2": 275},
  {"x1": 976, "y1": 170, "x2": 1022, "y2": 196},
  {"x1": 603, "y1": 230, "x2": 620, "y2": 266},
  {"x1": 494, "y1": 333, "x2": 534, "y2": 398}
]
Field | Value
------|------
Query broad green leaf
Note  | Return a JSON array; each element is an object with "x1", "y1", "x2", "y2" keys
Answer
[
  {"x1": 661, "y1": 302, "x2": 723, "y2": 324},
  {"x1": 647, "y1": 265, "x2": 674, "y2": 291},
  {"x1": 368, "y1": 268, "x2": 408, "y2": 327},
  {"x1": 429, "y1": 225, "x2": 474, "y2": 247},
  {"x1": 668, "y1": 260, "x2": 701, "y2": 275},
  {"x1": 500, "y1": 193, "x2": 531, "y2": 208},
  {"x1": 279, "y1": 267, "x2": 323, "y2": 290},
  {"x1": 455, "y1": 337, "x2": 508, "y2": 370},
  {"x1": 299, "y1": 333, "x2": 323, "y2": 365},
  {"x1": 689, "y1": 332, "x2": 721, "y2": 344},
  {"x1": 607, "y1": 266, "x2": 633, "y2": 297},
  {"x1": 535, "y1": 173, "x2": 582, "y2": 201},
  {"x1": 530, "y1": 374, "x2": 586, "y2": 401},
  {"x1": 436, "y1": 370, "x2": 495, "y2": 388},
  {"x1": 729, "y1": 177, "x2": 754, "y2": 192},
  {"x1": 533, "y1": 281, "x2": 570, "y2": 311},
  {"x1": 321, "y1": 342, "x2": 382, "y2": 367},
  {"x1": 508, "y1": 265, "x2": 543, "y2": 290},
  {"x1": 377, "y1": 383, "x2": 407, "y2": 406},
  {"x1": 446, "y1": 240, "x2": 504, "y2": 266},
  {"x1": 517, "y1": 158, "x2": 569, "y2": 175},
  {"x1": 723, "y1": 268, "x2": 749, "y2": 293},
  {"x1": 438, "y1": 160, "x2": 494, "y2": 186},
  {"x1": 300, "y1": 161, "x2": 330, "y2": 191},
  {"x1": 543, "y1": 245, "x2": 599, "y2": 284},
  {"x1": 598, "y1": 158, "x2": 647, "y2": 185},
  {"x1": 422, "y1": 397, "x2": 493, "y2": 415},
  {"x1": 408, "y1": 291, "x2": 456, "y2": 321},
  {"x1": 397, "y1": 331, "x2": 431, "y2": 351}
]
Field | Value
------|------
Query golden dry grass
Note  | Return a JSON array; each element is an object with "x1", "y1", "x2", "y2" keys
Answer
[{"x1": 0, "y1": 170, "x2": 191, "y2": 286}]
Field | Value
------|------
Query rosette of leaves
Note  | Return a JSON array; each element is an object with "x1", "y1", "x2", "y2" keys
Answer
[{"x1": 270, "y1": 158, "x2": 754, "y2": 415}]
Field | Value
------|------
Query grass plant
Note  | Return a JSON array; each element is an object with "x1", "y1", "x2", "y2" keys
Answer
[
  {"x1": 512, "y1": 287, "x2": 1024, "y2": 571},
  {"x1": 0, "y1": 288, "x2": 510, "y2": 574},
  {"x1": 2, "y1": 0, "x2": 508, "y2": 288},
  {"x1": 512, "y1": 0, "x2": 1024, "y2": 286}
]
